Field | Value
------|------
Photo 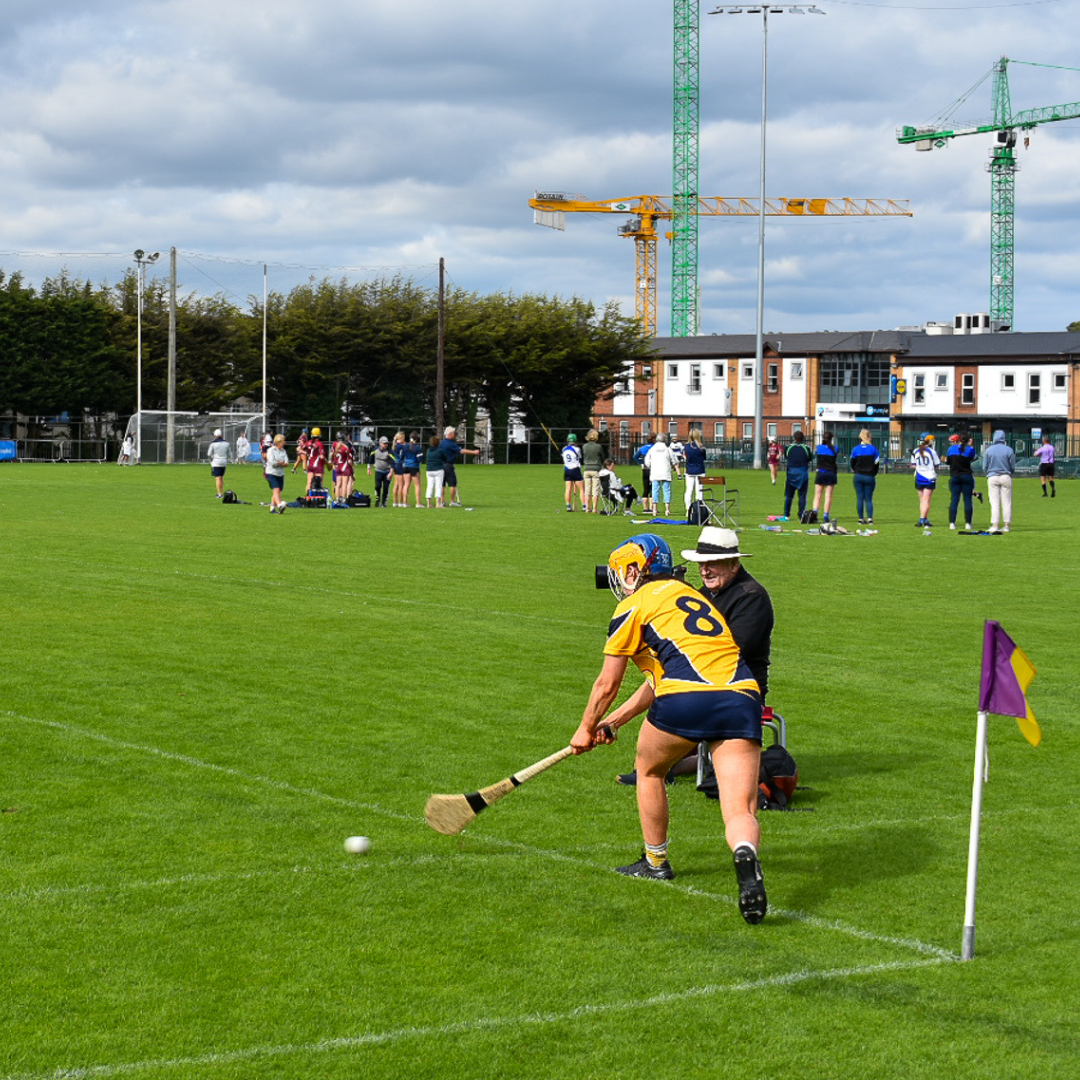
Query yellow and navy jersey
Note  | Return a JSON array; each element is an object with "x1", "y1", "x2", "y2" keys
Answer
[{"x1": 603, "y1": 577, "x2": 759, "y2": 699}]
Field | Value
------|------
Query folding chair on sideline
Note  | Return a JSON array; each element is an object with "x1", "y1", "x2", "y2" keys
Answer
[
  {"x1": 598, "y1": 474, "x2": 622, "y2": 516},
  {"x1": 698, "y1": 475, "x2": 740, "y2": 529}
]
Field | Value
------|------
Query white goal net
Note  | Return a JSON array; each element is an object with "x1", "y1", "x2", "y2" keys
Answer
[{"x1": 122, "y1": 411, "x2": 265, "y2": 464}]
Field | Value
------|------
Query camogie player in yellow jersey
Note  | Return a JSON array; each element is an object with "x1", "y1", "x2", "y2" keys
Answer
[{"x1": 571, "y1": 533, "x2": 767, "y2": 924}]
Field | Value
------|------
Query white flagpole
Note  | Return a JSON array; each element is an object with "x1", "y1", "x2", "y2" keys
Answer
[{"x1": 962, "y1": 710, "x2": 989, "y2": 960}]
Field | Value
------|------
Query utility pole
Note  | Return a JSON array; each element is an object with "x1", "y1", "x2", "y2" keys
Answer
[
  {"x1": 167, "y1": 247, "x2": 177, "y2": 463},
  {"x1": 436, "y1": 257, "x2": 446, "y2": 437}
]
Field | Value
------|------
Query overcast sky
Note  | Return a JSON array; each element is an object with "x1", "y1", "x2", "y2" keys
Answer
[{"x1": 2, "y1": 0, "x2": 1080, "y2": 336}]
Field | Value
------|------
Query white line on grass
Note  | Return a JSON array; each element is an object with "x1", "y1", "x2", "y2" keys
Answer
[
  {"x1": 0, "y1": 957, "x2": 951, "y2": 1080},
  {"x1": 6, "y1": 707, "x2": 959, "y2": 962},
  {"x1": 1, "y1": 710, "x2": 419, "y2": 824}
]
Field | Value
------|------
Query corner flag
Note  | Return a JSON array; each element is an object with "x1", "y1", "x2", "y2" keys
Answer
[{"x1": 979, "y1": 620, "x2": 1041, "y2": 747}]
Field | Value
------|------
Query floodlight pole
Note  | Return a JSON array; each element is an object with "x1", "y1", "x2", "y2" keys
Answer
[
  {"x1": 262, "y1": 264, "x2": 268, "y2": 435},
  {"x1": 167, "y1": 247, "x2": 177, "y2": 464},
  {"x1": 708, "y1": 4, "x2": 824, "y2": 468},
  {"x1": 133, "y1": 249, "x2": 160, "y2": 463}
]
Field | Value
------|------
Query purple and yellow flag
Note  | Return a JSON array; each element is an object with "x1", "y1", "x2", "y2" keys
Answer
[{"x1": 979, "y1": 620, "x2": 1041, "y2": 747}]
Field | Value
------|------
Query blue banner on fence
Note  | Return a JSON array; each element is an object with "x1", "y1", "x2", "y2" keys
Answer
[{"x1": 0, "y1": 441, "x2": 16, "y2": 461}]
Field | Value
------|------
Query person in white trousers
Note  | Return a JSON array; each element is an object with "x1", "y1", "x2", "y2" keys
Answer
[{"x1": 983, "y1": 430, "x2": 1016, "y2": 534}]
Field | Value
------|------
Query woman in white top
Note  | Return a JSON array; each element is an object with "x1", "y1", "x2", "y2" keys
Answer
[
  {"x1": 264, "y1": 434, "x2": 289, "y2": 514},
  {"x1": 644, "y1": 434, "x2": 681, "y2": 517}
]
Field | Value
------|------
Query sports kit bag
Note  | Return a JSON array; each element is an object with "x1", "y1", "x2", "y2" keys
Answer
[
  {"x1": 687, "y1": 500, "x2": 709, "y2": 526},
  {"x1": 696, "y1": 741, "x2": 799, "y2": 811},
  {"x1": 222, "y1": 490, "x2": 238, "y2": 504},
  {"x1": 347, "y1": 491, "x2": 371, "y2": 507}
]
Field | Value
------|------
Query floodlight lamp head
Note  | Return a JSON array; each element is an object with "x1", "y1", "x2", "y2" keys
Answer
[
  {"x1": 133, "y1": 249, "x2": 144, "y2": 260},
  {"x1": 148, "y1": 252, "x2": 160, "y2": 263}
]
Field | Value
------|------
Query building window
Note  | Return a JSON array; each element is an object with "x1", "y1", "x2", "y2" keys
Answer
[
  {"x1": 818, "y1": 352, "x2": 890, "y2": 405},
  {"x1": 668, "y1": 421, "x2": 679, "y2": 437},
  {"x1": 641, "y1": 364, "x2": 652, "y2": 380},
  {"x1": 598, "y1": 418, "x2": 608, "y2": 433},
  {"x1": 767, "y1": 423, "x2": 778, "y2": 439},
  {"x1": 791, "y1": 422, "x2": 803, "y2": 436},
  {"x1": 688, "y1": 420, "x2": 702, "y2": 435},
  {"x1": 667, "y1": 363, "x2": 678, "y2": 379},
  {"x1": 641, "y1": 421, "x2": 652, "y2": 436},
  {"x1": 742, "y1": 363, "x2": 754, "y2": 380},
  {"x1": 742, "y1": 423, "x2": 753, "y2": 440},
  {"x1": 1054, "y1": 372, "x2": 1067, "y2": 391},
  {"x1": 1002, "y1": 373, "x2": 1015, "y2": 390},
  {"x1": 713, "y1": 363, "x2": 725, "y2": 380},
  {"x1": 1028, "y1": 373, "x2": 1041, "y2": 406},
  {"x1": 714, "y1": 422, "x2": 724, "y2": 440},
  {"x1": 619, "y1": 420, "x2": 629, "y2": 449},
  {"x1": 767, "y1": 363, "x2": 779, "y2": 393},
  {"x1": 790, "y1": 361, "x2": 804, "y2": 379},
  {"x1": 689, "y1": 363, "x2": 702, "y2": 394},
  {"x1": 913, "y1": 373, "x2": 925, "y2": 404},
  {"x1": 936, "y1": 373, "x2": 948, "y2": 389},
  {"x1": 647, "y1": 389, "x2": 656, "y2": 415},
  {"x1": 961, "y1": 373, "x2": 974, "y2": 406}
]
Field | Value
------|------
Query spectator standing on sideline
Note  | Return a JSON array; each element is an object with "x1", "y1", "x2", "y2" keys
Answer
[
  {"x1": 683, "y1": 429, "x2": 707, "y2": 513},
  {"x1": 810, "y1": 431, "x2": 838, "y2": 523},
  {"x1": 634, "y1": 434, "x2": 656, "y2": 514},
  {"x1": 582, "y1": 429, "x2": 606, "y2": 514},
  {"x1": 766, "y1": 439, "x2": 782, "y2": 485},
  {"x1": 783, "y1": 431, "x2": 811, "y2": 520},
  {"x1": 983, "y1": 430, "x2": 1016, "y2": 533},
  {"x1": 331, "y1": 433, "x2": 355, "y2": 503},
  {"x1": 119, "y1": 433, "x2": 134, "y2": 465},
  {"x1": 264, "y1": 434, "x2": 289, "y2": 514},
  {"x1": 849, "y1": 429, "x2": 880, "y2": 525},
  {"x1": 367, "y1": 435, "x2": 395, "y2": 507},
  {"x1": 391, "y1": 431, "x2": 407, "y2": 506},
  {"x1": 911, "y1": 433, "x2": 940, "y2": 528},
  {"x1": 236, "y1": 432, "x2": 251, "y2": 465},
  {"x1": 440, "y1": 426, "x2": 479, "y2": 507},
  {"x1": 208, "y1": 428, "x2": 230, "y2": 498},
  {"x1": 645, "y1": 434, "x2": 681, "y2": 518},
  {"x1": 947, "y1": 433, "x2": 977, "y2": 531},
  {"x1": 569, "y1": 533, "x2": 768, "y2": 924},
  {"x1": 425, "y1": 435, "x2": 448, "y2": 508},
  {"x1": 1035, "y1": 435, "x2": 1056, "y2": 498},
  {"x1": 292, "y1": 429, "x2": 310, "y2": 474},
  {"x1": 305, "y1": 427, "x2": 326, "y2": 495},
  {"x1": 400, "y1": 431, "x2": 425, "y2": 508},
  {"x1": 562, "y1": 433, "x2": 585, "y2": 512}
]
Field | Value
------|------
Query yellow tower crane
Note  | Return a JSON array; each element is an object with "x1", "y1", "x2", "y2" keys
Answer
[{"x1": 529, "y1": 192, "x2": 912, "y2": 337}]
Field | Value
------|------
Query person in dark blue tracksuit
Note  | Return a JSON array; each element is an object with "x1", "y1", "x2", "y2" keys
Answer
[
  {"x1": 946, "y1": 433, "x2": 977, "y2": 531},
  {"x1": 783, "y1": 432, "x2": 812, "y2": 519},
  {"x1": 849, "y1": 429, "x2": 880, "y2": 524},
  {"x1": 810, "y1": 431, "x2": 838, "y2": 523}
]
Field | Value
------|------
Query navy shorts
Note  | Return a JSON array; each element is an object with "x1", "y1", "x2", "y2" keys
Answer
[
  {"x1": 815, "y1": 471, "x2": 837, "y2": 487},
  {"x1": 647, "y1": 690, "x2": 762, "y2": 743},
  {"x1": 444, "y1": 463, "x2": 458, "y2": 487},
  {"x1": 404, "y1": 466, "x2": 420, "y2": 476},
  {"x1": 564, "y1": 467, "x2": 583, "y2": 482},
  {"x1": 211, "y1": 466, "x2": 225, "y2": 477},
  {"x1": 915, "y1": 477, "x2": 936, "y2": 490},
  {"x1": 266, "y1": 474, "x2": 284, "y2": 490}
]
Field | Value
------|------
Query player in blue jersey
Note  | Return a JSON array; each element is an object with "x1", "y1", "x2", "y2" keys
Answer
[
  {"x1": 561, "y1": 433, "x2": 584, "y2": 511},
  {"x1": 570, "y1": 533, "x2": 767, "y2": 924},
  {"x1": 849, "y1": 428, "x2": 880, "y2": 524}
]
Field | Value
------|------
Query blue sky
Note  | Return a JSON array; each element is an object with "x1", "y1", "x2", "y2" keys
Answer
[{"x1": 2, "y1": 0, "x2": 1080, "y2": 333}]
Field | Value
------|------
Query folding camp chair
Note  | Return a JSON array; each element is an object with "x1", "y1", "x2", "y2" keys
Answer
[
  {"x1": 599, "y1": 473, "x2": 636, "y2": 516},
  {"x1": 698, "y1": 475, "x2": 740, "y2": 529}
]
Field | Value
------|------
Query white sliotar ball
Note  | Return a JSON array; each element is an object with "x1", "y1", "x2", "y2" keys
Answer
[{"x1": 344, "y1": 836, "x2": 372, "y2": 854}]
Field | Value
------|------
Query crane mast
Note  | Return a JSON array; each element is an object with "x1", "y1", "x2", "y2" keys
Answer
[
  {"x1": 898, "y1": 57, "x2": 1080, "y2": 330},
  {"x1": 672, "y1": 0, "x2": 700, "y2": 337}
]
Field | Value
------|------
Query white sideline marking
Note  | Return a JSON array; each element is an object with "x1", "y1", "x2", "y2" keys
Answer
[
  {"x1": 1, "y1": 958, "x2": 950, "y2": 1080},
  {"x1": 4, "y1": 708, "x2": 957, "y2": 963},
  {"x1": 1, "y1": 710, "x2": 419, "y2": 824}
]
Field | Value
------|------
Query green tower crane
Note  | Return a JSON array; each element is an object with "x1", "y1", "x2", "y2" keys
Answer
[
  {"x1": 671, "y1": 0, "x2": 700, "y2": 337},
  {"x1": 898, "y1": 57, "x2": 1080, "y2": 331}
]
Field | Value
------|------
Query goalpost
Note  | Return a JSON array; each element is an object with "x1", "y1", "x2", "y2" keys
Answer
[{"x1": 122, "y1": 411, "x2": 265, "y2": 464}]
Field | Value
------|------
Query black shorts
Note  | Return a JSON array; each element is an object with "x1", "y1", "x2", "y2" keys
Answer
[
  {"x1": 563, "y1": 467, "x2": 583, "y2": 482},
  {"x1": 404, "y1": 466, "x2": 420, "y2": 476},
  {"x1": 647, "y1": 690, "x2": 762, "y2": 743},
  {"x1": 211, "y1": 466, "x2": 226, "y2": 477},
  {"x1": 1039, "y1": 463, "x2": 1055, "y2": 477},
  {"x1": 444, "y1": 463, "x2": 458, "y2": 487},
  {"x1": 815, "y1": 471, "x2": 837, "y2": 487}
]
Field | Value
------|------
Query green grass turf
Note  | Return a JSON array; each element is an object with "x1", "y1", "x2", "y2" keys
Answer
[{"x1": 1, "y1": 461, "x2": 1077, "y2": 1079}]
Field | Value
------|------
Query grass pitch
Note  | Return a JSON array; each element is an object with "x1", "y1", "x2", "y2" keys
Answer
[{"x1": 1, "y1": 462, "x2": 1077, "y2": 1079}]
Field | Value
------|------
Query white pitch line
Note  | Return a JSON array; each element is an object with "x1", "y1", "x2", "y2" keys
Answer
[
  {"x1": 0, "y1": 957, "x2": 951, "y2": 1080},
  {"x1": 1, "y1": 710, "x2": 419, "y2": 824},
  {"x1": 4, "y1": 708, "x2": 956, "y2": 962}
]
